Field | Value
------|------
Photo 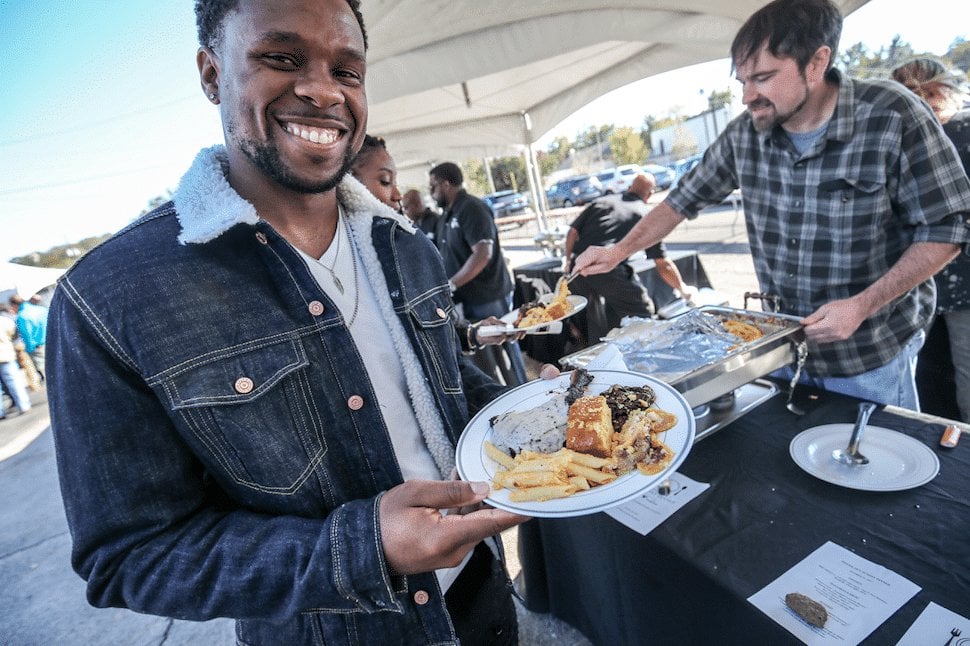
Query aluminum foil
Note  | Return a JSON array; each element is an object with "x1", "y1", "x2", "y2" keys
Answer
[{"x1": 603, "y1": 310, "x2": 758, "y2": 381}]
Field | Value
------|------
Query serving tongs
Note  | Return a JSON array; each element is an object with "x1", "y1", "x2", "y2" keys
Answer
[{"x1": 554, "y1": 268, "x2": 581, "y2": 294}]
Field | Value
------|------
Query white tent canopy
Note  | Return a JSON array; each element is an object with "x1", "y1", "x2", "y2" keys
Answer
[
  {"x1": 362, "y1": 0, "x2": 869, "y2": 192},
  {"x1": 0, "y1": 262, "x2": 64, "y2": 303}
]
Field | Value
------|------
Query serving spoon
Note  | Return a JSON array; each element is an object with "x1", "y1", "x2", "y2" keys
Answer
[{"x1": 832, "y1": 402, "x2": 876, "y2": 466}]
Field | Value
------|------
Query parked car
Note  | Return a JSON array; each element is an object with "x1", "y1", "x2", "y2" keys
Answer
[
  {"x1": 545, "y1": 175, "x2": 604, "y2": 208},
  {"x1": 483, "y1": 189, "x2": 530, "y2": 218},
  {"x1": 641, "y1": 163, "x2": 676, "y2": 191},
  {"x1": 671, "y1": 153, "x2": 705, "y2": 185},
  {"x1": 594, "y1": 164, "x2": 642, "y2": 194}
]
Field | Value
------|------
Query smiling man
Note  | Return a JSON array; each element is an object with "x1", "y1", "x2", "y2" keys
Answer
[
  {"x1": 45, "y1": 1, "x2": 524, "y2": 644},
  {"x1": 573, "y1": 0, "x2": 970, "y2": 408}
]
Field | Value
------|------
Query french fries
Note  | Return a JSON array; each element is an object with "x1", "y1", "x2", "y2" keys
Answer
[
  {"x1": 484, "y1": 442, "x2": 617, "y2": 501},
  {"x1": 482, "y1": 391, "x2": 679, "y2": 503}
]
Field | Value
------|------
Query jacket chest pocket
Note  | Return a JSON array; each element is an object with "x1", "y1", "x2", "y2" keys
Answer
[
  {"x1": 158, "y1": 338, "x2": 329, "y2": 496},
  {"x1": 408, "y1": 294, "x2": 462, "y2": 395}
]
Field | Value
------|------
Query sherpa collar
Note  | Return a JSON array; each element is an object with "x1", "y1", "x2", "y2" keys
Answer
[
  {"x1": 171, "y1": 145, "x2": 454, "y2": 478},
  {"x1": 173, "y1": 144, "x2": 415, "y2": 245}
]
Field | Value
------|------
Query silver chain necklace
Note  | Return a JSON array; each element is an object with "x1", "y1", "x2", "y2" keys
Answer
[
  {"x1": 342, "y1": 215, "x2": 360, "y2": 327},
  {"x1": 320, "y1": 218, "x2": 344, "y2": 294}
]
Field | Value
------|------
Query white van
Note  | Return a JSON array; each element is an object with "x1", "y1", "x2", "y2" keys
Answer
[{"x1": 594, "y1": 164, "x2": 642, "y2": 194}]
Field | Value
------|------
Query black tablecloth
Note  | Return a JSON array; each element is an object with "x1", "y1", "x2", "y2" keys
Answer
[{"x1": 517, "y1": 385, "x2": 970, "y2": 645}]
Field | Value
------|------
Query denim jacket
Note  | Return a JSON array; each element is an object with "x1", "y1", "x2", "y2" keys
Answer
[{"x1": 47, "y1": 146, "x2": 505, "y2": 645}]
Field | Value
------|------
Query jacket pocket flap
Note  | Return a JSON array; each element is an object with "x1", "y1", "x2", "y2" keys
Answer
[
  {"x1": 408, "y1": 293, "x2": 454, "y2": 328},
  {"x1": 163, "y1": 339, "x2": 308, "y2": 409}
]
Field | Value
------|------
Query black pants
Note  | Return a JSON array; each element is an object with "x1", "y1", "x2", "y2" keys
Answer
[
  {"x1": 571, "y1": 264, "x2": 654, "y2": 343},
  {"x1": 444, "y1": 542, "x2": 518, "y2": 645}
]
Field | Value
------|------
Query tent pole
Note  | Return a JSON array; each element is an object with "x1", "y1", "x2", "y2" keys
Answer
[
  {"x1": 483, "y1": 157, "x2": 496, "y2": 194},
  {"x1": 521, "y1": 112, "x2": 548, "y2": 232}
]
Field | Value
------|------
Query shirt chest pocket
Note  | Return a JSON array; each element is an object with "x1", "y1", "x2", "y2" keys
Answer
[
  {"x1": 815, "y1": 177, "x2": 891, "y2": 248},
  {"x1": 158, "y1": 338, "x2": 329, "y2": 496}
]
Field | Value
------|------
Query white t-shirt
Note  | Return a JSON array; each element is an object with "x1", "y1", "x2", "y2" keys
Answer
[{"x1": 297, "y1": 211, "x2": 470, "y2": 591}]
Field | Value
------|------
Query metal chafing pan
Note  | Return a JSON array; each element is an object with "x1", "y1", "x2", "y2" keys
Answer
[{"x1": 560, "y1": 305, "x2": 806, "y2": 409}]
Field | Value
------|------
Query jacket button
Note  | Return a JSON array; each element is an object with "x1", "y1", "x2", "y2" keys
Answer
[
  {"x1": 234, "y1": 377, "x2": 254, "y2": 394},
  {"x1": 413, "y1": 590, "x2": 429, "y2": 605},
  {"x1": 347, "y1": 395, "x2": 364, "y2": 410},
  {"x1": 308, "y1": 301, "x2": 325, "y2": 316},
  {"x1": 255, "y1": 232, "x2": 268, "y2": 244},
  {"x1": 435, "y1": 307, "x2": 447, "y2": 319}
]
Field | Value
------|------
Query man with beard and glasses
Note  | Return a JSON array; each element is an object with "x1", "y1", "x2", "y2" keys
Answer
[
  {"x1": 45, "y1": 1, "x2": 526, "y2": 644},
  {"x1": 430, "y1": 162, "x2": 528, "y2": 386},
  {"x1": 573, "y1": 0, "x2": 970, "y2": 408}
]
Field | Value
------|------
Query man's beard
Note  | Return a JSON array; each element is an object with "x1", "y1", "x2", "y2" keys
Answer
[
  {"x1": 434, "y1": 194, "x2": 448, "y2": 209},
  {"x1": 240, "y1": 136, "x2": 356, "y2": 194},
  {"x1": 749, "y1": 85, "x2": 809, "y2": 132}
]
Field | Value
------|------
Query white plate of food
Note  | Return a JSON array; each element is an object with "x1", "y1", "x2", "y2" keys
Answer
[
  {"x1": 789, "y1": 424, "x2": 940, "y2": 492},
  {"x1": 456, "y1": 369, "x2": 695, "y2": 518},
  {"x1": 500, "y1": 292, "x2": 587, "y2": 333}
]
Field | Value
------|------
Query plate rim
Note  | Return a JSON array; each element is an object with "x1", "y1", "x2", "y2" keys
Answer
[
  {"x1": 499, "y1": 295, "x2": 588, "y2": 332},
  {"x1": 456, "y1": 369, "x2": 696, "y2": 517},
  {"x1": 789, "y1": 423, "x2": 940, "y2": 492}
]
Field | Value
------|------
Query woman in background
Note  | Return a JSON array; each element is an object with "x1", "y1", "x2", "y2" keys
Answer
[
  {"x1": 350, "y1": 135, "x2": 526, "y2": 360},
  {"x1": 892, "y1": 57, "x2": 970, "y2": 422}
]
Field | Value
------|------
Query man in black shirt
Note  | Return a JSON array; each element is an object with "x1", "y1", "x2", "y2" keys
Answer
[
  {"x1": 565, "y1": 173, "x2": 695, "y2": 342},
  {"x1": 430, "y1": 162, "x2": 526, "y2": 384},
  {"x1": 401, "y1": 189, "x2": 439, "y2": 241}
]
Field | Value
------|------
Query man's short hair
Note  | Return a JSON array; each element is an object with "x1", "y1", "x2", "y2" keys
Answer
[
  {"x1": 731, "y1": 0, "x2": 842, "y2": 71},
  {"x1": 429, "y1": 162, "x2": 463, "y2": 187},
  {"x1": 195, "y1": 0, "x2": 368, "y2": 50}
]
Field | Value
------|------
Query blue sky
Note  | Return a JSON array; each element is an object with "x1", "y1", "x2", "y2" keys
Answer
[{"x1": 0, "y1": 0, "x2": 966, "y2": 261}]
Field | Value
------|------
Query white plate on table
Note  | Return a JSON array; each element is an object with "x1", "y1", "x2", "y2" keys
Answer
[
  {"x1": 498, "y1": 294, "x2": 587, "y2": 334},
  {"x1": 456, "y1": 369, "x2": 695, "y2": 518},
  {"x1": 789, "y1": 424, "x2": 940, "y2": 492}
]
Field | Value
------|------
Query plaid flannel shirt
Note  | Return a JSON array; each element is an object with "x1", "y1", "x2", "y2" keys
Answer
[{"x1": 666, "y1": 69, "x2": 970, "y2": 376}]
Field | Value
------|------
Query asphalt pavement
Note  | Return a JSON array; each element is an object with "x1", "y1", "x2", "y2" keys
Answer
[{"x1": 0, "y1": 204, "x2": 756, "y2": 645}]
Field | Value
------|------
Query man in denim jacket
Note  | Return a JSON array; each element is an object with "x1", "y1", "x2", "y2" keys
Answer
[{"x1": 46, "y1": 0, "x2": 526, "y2": 643}]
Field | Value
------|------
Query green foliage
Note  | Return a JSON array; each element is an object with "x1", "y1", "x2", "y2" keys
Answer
[
  {"x1": 945, "y1": 38, "x2": 970, "y2": 74},
  {"x1": 463, "y1": 159, "x2": 489, "y2": 195},
  {"x1": 574, "y1": 125, "x2": 612, "y2": 152},
  {"x1": 608, "y1": 127, "x2": 648, "y2": 165},
  {"x1": 707, "y1": 89, "x2": 733, "y2": 111},
  {"x1": 538, "y1": 136, "x2": 572, "y2": 177},
  {"x1": 462, "y1": 155, "x2": 528, "y2": 196},
  {"x1": 11, "y1": 234, "x2": 112, "y2": 269}
]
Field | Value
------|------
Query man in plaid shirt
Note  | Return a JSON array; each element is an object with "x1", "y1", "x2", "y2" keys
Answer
[{"x1": 574, "y1": 0, "x2": 970, "y2": 408}]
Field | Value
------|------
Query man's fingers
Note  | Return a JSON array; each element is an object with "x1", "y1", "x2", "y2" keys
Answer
[
  {"x1": 539, "y1": 363, "x2": 561, "y2": 380},
  {"x1": 386, "y1": 479, "x2": 489, "y2": 511},
  {"x1": 441, "y1": 507, "x2": 530, "y2": 545}
]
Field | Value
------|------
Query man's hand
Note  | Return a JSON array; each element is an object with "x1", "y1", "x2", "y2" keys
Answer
[
  {"x1": 800, "y1": 298, "x2": 869, "y2": 343},
  {"x1": 474, "y1": 316, "x2": 525, "y2": 345},
  {"x1": 379, "y1": 480, "x2": 527, "y2": 575},
  {"x1": 572, "y1": 244, "x2": 624, "y2": 276}
]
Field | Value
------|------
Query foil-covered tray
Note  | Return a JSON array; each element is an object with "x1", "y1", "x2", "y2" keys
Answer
[{"x1": 560, "y1": 306, "x2": 805, "y2": 408}]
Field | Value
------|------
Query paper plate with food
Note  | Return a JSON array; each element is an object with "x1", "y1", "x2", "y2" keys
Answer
[
  {"x1": 499, "y1": 280, "x2": 587, "y2": 333},
  {"x1": 456, "y1": 368, "x2": 695, "y2": 518}
]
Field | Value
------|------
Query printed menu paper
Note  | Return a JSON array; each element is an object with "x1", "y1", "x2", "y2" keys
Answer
[
  {"x1": 748, "y1": 541, "x2": 920, "y2": 644},
  {"x1": 606, "y1": 472, "x2": 709, "y2": 535},
  {"x1": 896, "y1": 602, "x2": 970, "y2": 646}
]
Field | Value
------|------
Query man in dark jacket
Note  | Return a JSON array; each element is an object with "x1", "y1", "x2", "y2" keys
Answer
[{"x1": 46, "y1": 1, "x2": 525, "y2": 644}]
